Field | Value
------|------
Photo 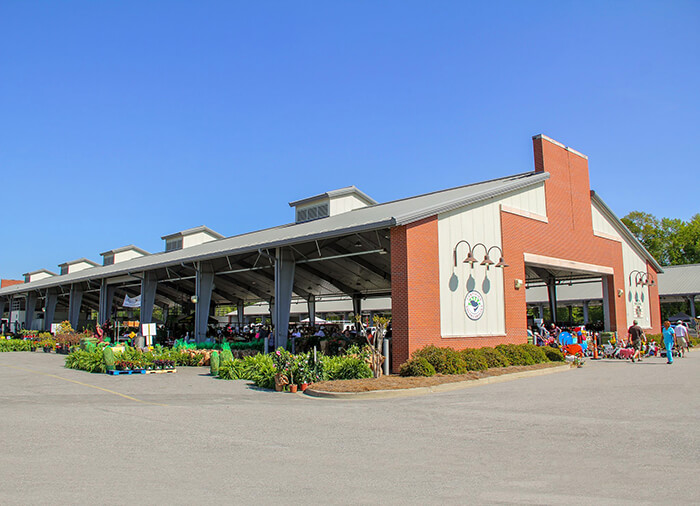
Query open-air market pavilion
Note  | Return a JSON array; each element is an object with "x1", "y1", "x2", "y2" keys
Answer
[
  {"x1": 656, "y1": 264, "x2": 700, "y2": 319},
  {"x1": 0, "y1": 135, "x2": 664, "y2": 370}
]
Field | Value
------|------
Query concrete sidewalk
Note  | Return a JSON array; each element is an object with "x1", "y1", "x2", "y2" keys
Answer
[{"x1": 0, "y1": 352, "x2": 698, "y2": 504}]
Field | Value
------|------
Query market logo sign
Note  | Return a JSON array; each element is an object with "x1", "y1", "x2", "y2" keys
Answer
[{"x1": 464, "y1": 290, "x2": 485, "y2": 320}]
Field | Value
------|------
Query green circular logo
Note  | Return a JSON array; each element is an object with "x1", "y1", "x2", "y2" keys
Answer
[{"x1": 464, "y1": 290, "x2": 484, "y2": 320}]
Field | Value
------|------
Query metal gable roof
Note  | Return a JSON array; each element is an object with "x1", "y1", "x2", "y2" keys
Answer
[
  {"x1": 657, "y1": 264, "x2": 700, "y2": 296},
  {"x1": 589, "y1": 192, "x2": 664, "y2": 273},
  {"x1": 0, "y1": 171, "x2": 548, "y2": 297}
]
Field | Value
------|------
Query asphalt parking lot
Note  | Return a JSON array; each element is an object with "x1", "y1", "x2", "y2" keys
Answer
[{"x1": 1, "y1": 352, "x2": 698, "y2": 505}]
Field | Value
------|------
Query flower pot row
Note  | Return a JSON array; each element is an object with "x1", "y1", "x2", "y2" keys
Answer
[{"x1": 274, "y1": 381, "x2": 309, "y2": 393}]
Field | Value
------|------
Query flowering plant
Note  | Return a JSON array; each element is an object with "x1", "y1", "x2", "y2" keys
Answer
[{"x1": 115, "y1": 360, "x2": 135, "y2": 371}]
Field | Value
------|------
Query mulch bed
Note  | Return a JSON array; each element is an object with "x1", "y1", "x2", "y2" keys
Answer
[{"x1": 309, "y1": 362, "x2": 564, "y2": 392}]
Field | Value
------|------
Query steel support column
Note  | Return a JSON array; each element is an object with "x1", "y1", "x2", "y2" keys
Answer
[
  {"x1": 68, "y1": 285, "x2": 83, "y2": 330},
  {"x1": 140, "y1": 271, "x2": 158, "y2": 324},
  {"x1": 98, "y1": 280, "x2": 116, "y2": 325},
  {"x1": 546, "y1": 278, "x2": 557, "y2": 324},
  {"x1": 25, "y1": 293, "x2": 38, "y2": 330},
  {"x1": 307, "y1": 295, "x2": 316, "y2": 330},
  {"x1": 352, "y1": 294, "x2": 362, "y2": 331},
  {"x1": 44, "y1": 289, "x2": 58, "y2": 331},
  {"x1": 194, "y1": 263, "x2": 215, "y2": 343},
  {"x1": 602, "y1": 276, "x2": 612, "y2": 332},
  {"x1": 688, "y1": 295, "x2": 697, "y2": 319},
  {"x1": 237, "y1": 300, "x2": 245, "y2": 330},
  {"x1": 0, "y1": 298, "x2": 5, "y2": 333},
  {"x1": 273, "y1": 247, "x2": 295, "y2": 350},
  {"x1": 583, "y1": 300, "x2": 590, "y2": 324}
]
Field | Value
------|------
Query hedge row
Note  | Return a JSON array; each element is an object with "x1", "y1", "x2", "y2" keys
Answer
[
  {"x1": 0, "y1": 339, "x2": 39, "y2": 352},
  {"x1": 217, "y1": 350, "x2": 373, "y2": 387},
  {"x1": 399, "y1": 343, "x2": 564, "y2": 377}
]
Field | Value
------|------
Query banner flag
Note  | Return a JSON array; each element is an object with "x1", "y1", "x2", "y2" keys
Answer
[{"x1": 123, "y1": 294, "x2": 141, "y2": 308}]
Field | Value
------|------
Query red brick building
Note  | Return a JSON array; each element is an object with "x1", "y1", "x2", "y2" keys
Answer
[
  {"x1": 0, "y1": 135, "x2": 661, "y2": 370},
  {"x1": 389, "y1": 135, "x2": 662, "y2": 367}
]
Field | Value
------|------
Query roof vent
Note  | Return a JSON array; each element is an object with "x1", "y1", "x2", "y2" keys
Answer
[
  {"x1": 58, "y1": 259, "x2": 99, "y2": 275},
  {"x1": 99, "y1": 245, "x2": 150, "y2": 266},
  {"x1": 289, "y1": 186, "x2": 376, "y2": 223},
  {"x1": 161, "y1": 226, "x2": 224, "y2": 252}
]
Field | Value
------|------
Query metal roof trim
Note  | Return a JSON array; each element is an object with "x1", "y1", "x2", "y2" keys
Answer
[
  {"x1": 22, "y1": 269, "x2": 58, "y2": 277},
  {"x1": 393, "y1": 171, "x2": 550, "y2": 225},
  {"x1": 289, "y1": 186, "x2": 378, "y2": 208},
  {"x1": 590, "y1": 192, "x2": 663, "y2": 273},
  {"x1": 0, "y1": 219, "x2": 395, "y2": 297},
  {"x1": 57, "y1": 258, "x2": 100, "y2": 268},
  {"x1": 99, "y1": 245, "x2": 150, "y2": 256},
  {"x1": 161, "y1": 225, "x2": 225, "y2": 241}
]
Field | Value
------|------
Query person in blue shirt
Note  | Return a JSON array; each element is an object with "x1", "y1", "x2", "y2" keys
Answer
[{"x1": 662, "y1": 320, "x2": 675, "y2": 364}]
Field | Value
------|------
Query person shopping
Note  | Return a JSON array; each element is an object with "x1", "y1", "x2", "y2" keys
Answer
[
  {"x1": 628, "y1": 320, "x2": 644, "y2": 363},
  {"x1": 662, "y1": 321, "x2": 675, "y2": 364},
  {"x1": 674, "y1": 320, "x2": 689, "y2": 358}
]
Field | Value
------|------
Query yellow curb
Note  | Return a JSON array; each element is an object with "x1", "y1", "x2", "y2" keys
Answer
[{"x1": 304, "y1": 364, "x2": 571, "y2": 400}]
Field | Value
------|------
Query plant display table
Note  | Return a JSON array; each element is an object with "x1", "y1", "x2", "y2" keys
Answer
[{"x1": 106, "y1": 368, "x2": 177, "y2": 375}]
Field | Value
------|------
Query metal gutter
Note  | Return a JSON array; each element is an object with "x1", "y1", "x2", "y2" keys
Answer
[
  {"x1": 393, "y1": 172, "x2": 550, "y2": 225},
  {"x1": 590, "y1": 191, "x2": 664, "y2": 273}
]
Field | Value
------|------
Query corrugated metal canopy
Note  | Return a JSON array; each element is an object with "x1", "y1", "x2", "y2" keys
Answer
[
  {"x1": 0, "y1": 170, "x2": 548, "y2": 297},
  {"x1": 657, "y1": 264, "x2": 700, "y2": 297}
]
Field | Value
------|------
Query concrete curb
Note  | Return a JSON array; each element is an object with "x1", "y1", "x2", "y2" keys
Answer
[{"x1": 304, "y1": 363, "x2": 571, "y2": 400}]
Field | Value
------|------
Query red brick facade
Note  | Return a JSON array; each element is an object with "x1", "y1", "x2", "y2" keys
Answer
[
  {"x1": 389, "y1": 136, "x2": 661, "y2": 371},
  {"x1": 390, "y1": 217, "x2": 442, "y2": 368},
  {"x1": 1, "y1": 279, "x2": 22, "y2": 289}
]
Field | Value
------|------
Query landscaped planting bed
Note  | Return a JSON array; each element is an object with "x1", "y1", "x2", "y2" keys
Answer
[
  {"x1": 307, "y1": 343, "x2": 567, "y2": 393},
  {"x1": 216, "y1": 345, "x2": 375, "y2": 391},
  {"x1": 312, "y1": 362, "x2": 563, "y2": 392}
]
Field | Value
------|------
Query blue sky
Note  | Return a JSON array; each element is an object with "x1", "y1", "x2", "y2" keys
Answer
[{"x1": 1, "y1": 1, "x2": 698, "y2": 279}]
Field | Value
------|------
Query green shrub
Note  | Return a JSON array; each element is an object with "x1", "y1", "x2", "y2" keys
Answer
[
  {"x1": 399, "y1": 357, "x2": 436, "y2": 377},
  {"x1": 103, "y1": 347, "x2": 115, "y2": 371},
  {"x1": 241, "y1": 354, "x2": 275, "y2": 389},
  {"x1": 317, "y1": 354, "x2": 373, "y2": 380},
  {"x1": 495, "y1": 344, "x2": 534, "y2": 366},
  {"x1": 478, "y1": 347, "x2": 511, "y2": 368},
  {"x1": 520, "y1": 344, "x2": 549, "y2": 364},
  {"x1": 542, "y1": 346, "x2": 565, "y2": 362},
  {"x1": 334, "y1": 356, "x2": 373, "y2": 380},
  {"x1": 411, "y1": 345, "x2": 466, "y2": 375},
  {"x1": 0, "y1": 339, "x2": 36, "y2": 352},
  {"x1": 218, "y1": 359, "x2": 245, "y2": 380},
  {"x1": 460, "y1": 349, "x2": 489, "y2": 371},
  {"x1": 65, "y1": 349, "x2": 106, "y2": 373},
  {"x1": 220, "y1": 349, "x2": 234, "y2": 363},
  {"x1": 210, "y1": 351, "x2": 220, "y2": 376}
]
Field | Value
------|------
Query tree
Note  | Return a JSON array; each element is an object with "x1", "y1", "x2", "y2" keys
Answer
[
  {"x1": 621, "y1": 212, "x2": 700, "y2": 266},
  {"x1": 352, "y1": 313, "x2": 389, "y2": 378},
  {"x1": 621, "y1": 211, "x2": 666, "y2": 263}
]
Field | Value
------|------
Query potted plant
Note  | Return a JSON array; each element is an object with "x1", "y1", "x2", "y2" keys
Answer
[
  {"x1": 39, "y1": 338, "x2": 55, "y2": 353},
  {"x1": 295, "y1": 357, "x2": 310, "y2": 391},
  {"x1": 272, "y1": 348, "x2": 292, "y2": 392}
]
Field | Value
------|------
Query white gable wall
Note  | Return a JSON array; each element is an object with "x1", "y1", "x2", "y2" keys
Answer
[
  {"x1": 28, "y1": 272, "x2": 54, "y2": 283},
  {"x1": 66, "y1": 261, "x2": 96, "y2": 274},
  {"x1": 591, "y1": 203, "x2": 652, "y2": 329},
  {"x1": 329, "y1": 194, "x2": 371, "y2": 215},
  {"x1": 437, "y1": 184, "x2": 546, "y2": 337},
  {"x1": 183, "y1": 232, "x2": 220, "y2": 248},
  {"x1": 114, "y1": 249, "x2": 146, "y2": 263}
]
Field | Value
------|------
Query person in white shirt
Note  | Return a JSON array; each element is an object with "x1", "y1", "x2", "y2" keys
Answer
[{"x1": 674, "y1": 321, "x2": 689, "y2": 357}]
